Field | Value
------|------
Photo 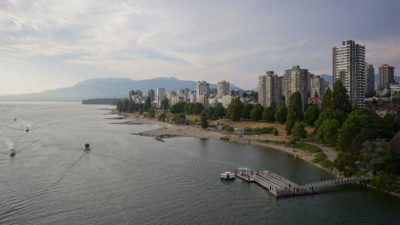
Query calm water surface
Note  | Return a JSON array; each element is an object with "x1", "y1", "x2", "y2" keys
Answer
[{"x1": 0, "y1": 103, "x2": 399, "y2": 225}]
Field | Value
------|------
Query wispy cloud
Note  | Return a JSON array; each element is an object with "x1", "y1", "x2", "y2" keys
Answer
[{"x1": 0, "y1": 0, "x2": 399, "y2": 94}]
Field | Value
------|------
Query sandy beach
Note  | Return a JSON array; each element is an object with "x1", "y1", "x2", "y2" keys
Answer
[{"x1": 120, "y1": 112, "x2": 339, "y2": 176}]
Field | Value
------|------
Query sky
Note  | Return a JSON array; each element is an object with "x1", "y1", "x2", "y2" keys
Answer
[{"x1": 0, "y1": 0, "x2": 399, "y2": 94}]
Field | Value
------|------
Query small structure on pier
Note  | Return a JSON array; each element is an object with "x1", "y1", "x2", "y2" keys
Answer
[{"x1": 234, "y1": 168, "x2": 370, "y2": 198}]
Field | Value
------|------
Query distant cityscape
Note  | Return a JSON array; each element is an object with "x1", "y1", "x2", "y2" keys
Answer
[{"x1": 127, "y1": 40, "x2": 399, "y2": 113}]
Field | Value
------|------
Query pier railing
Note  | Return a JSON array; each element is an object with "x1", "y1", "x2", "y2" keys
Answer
[{"x1": 235, "y1": 169, "x2": 371, "y2": 198}]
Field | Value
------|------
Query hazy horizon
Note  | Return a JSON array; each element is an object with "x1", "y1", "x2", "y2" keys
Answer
[{"x1": 0, "y1": 0, "x2": 399, "y2": 94}]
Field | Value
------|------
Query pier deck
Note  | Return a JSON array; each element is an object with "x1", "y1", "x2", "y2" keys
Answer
[{"x1": 234, "y1": 168, "x2": 370, "y2": 198}]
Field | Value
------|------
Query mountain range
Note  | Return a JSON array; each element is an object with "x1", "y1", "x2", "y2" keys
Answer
[
  {"x1": 0, "y1": 77, "x2": 241, "y2": 102},
  {"x1": 1, "y1": 75, "x2": 398, "y2": 102}
]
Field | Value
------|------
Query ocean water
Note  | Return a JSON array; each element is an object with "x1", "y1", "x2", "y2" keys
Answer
[{"x1": 0, "y1": 102, "x2": 399, "y2": 225}]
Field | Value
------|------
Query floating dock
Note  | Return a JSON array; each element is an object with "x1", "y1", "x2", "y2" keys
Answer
[{"x1": 234, "y1": 168, "x2": 370, "y2": 198}]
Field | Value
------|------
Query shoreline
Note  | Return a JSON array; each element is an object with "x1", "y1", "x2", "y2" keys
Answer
[
  {"x1": 120, "y1": 112, "x2": 339, "y2": 177},
  {"x1": 112, "y1": 111, "x2": 399, "y2": 198}
]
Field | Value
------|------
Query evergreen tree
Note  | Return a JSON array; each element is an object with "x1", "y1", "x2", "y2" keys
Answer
[
  {"x1": 304, "y1": 105, "x2": 319, "y2": 127},
  {"x1": 263, "y1": 107, "x2": 275, "y2": 122},
  {"x1": 331, "y1": 80, "x2": 352, "y2": 113},
  {"x1": 226, "y1": 98, "x2": 244, "y2": 121},
  {"x1": 291, "y1": 122, "x2": 307, "y2": 140},
  {"x1": 286, "y1": 91, "x2": 304, "y2": 135},
  {"x1": 200, "y1": 112, "x2": 209, "y2": 129},
  {"x1": 337, "y1": 108, "x2": 381, "y2": 152},
  {"x1": 144, "y1": 96, "x2": 152, "y2": 111},
  {"x1": 274, "y1": 106, "x2": 288, "y2": 124},
  {"x1": 316, "y1": 119, "x2": 340, "y2": 145},
  {"x1": 213, "y1": 103, "x2": 225, "y2": 119},
  {"x1": 321, "y1": 88, "x2": 332, "y2": 111},
  {"x1": 250, "y1": 104, "x2": 264, "y2": 121},
  {"x1": 241, "y1": 104, "x2": 254, "y2": 119},
  {"x1": 160, "y1": 98, "x2": 170, "y2": 110}
]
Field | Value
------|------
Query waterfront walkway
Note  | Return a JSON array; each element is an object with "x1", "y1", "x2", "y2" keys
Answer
[{"x1": 234, "y1": 168, "x2": 371, "y2": 198}]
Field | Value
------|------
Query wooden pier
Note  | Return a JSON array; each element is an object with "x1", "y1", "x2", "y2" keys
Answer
[{"x1": 234, "y1": 168, "x2": 370, "y2": 198}]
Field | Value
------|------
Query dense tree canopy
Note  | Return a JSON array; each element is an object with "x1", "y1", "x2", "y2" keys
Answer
[
  {"x1": 263, "y1": 107, "x2": 275, "y2": 122},
  {"x1": 274, "y1": 106, "x2": 287, "y2": 124},
  {"x1": 241, "y1": 104, "x2": 254, "y2": 119},
  {"x1": 227, "y1": 98, "x2": 244, "y2": 121},
  {"x1": 286, "y1": 92, "x2": 304, "y2": 135},
  {"x1": 291, "y1": 122, "x2": 307, "y2": 140},
  {"x1": 336, "y1": 109, "x2": 382, "y2": 152},
  {"x1": 321, "y1": 88, "x2": 332, "y2": 111},
  {"x1": 250, "y1": 104, "x2": 264, "y2": 121},
  {"x1": 331, "y1": 80, "x2": 352, "y2": 114},
  {"x1": 169, "y1": 102, "x2": 186, "y2": 114},
  {"x1": 314, "y1": 108, "x2": 347, "y2": 133},
  {"x1": 200, "y1": 112, "x2": 208, "y2": 129},
  {"x1": 316, "y1": 119, "x2": 340, "y2": 145},
  {"x1": 213, "y1": 103, "x2": 225, "y2": 119},
  {"x1": 304, "y1": 105, "x2": 319, "y2": 127},
  {"x1": 171, "y1": 113, "x2": 186, "y2": 125},
  {"x1": 184, "y1": 103, "x2": 204, "y2": 115}
]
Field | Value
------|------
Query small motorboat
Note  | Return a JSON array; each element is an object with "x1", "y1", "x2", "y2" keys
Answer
[
  {"x1": 10, "y1": 149, "x2": 16, "y2": 157},
  {"x1": 84, "y1": 143, "x2": 91, "y2": 152},
  {"x1": 25, "y1": 127, "x2": 29, "y2": 132},
  {"x1": 220, "y1": 171, "x2": 235, "y2": 181}
]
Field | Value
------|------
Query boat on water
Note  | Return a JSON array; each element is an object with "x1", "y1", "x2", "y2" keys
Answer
[
  {"x1": 25, "y1": 127, "x2": 29, "y2": 132},
  {"x1": 10, "y1": 149, "x2": 16, "y2": 157},
  {"x1": 84, "y1": 143, "x2": 91, "y2": 152},
  {"x1": 220, "y1": 171, "x2": 235, "y2": 181}
]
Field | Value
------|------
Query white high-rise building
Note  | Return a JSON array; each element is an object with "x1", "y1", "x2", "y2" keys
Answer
[
  {"x1": 258, "y1": 71, "x2": 282, "y2": 108},
  {"x1": 196, "y1": 81, "x2": 210, "y2": 109},
  {"x1": 283, "y1": 65, "x2": 309, "y2": 108},
  {"x1": 309, "y1": 74, "x2": 324, "y2": 97},
  {"x1": 156, "y1": 87, "x2": 166, "y2": 108},
  {"x1": 332, "y1": 40, "x2": 366, "y2": 108},
  {"x1": 217, "y1": 80, "x2": 230, "y2": 98}
]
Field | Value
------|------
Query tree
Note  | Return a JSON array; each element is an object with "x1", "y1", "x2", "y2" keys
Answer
[
  {"x1": 184, "y1": 103, "x2": 204, "y2": 114},
  {"x1": 148, "y1": 109, "x2": 156, "y2": 118},
  {"x1": 304, "y1": 105, "x2": 319, "y2": 127},
  {"x1": 263, "y1": 107, "x2": 275, "y2": 122},
  {"x1": 321, "y1": 88, "x2": 332, "y2": 111},
  {"x1": 291, "y1": 122, "x2": 307, "y2": 140},
  {"x1": 286, "y1": 92, "x2": 304, "y2": 135},
  {"x1": 200, "y1": 112, "x2": 209, "y2": 129},
  {"x1": 336, "y1": 109, "x2": 381, "y2": 152},
  {"x1": 160, "y1": 98, "x2": 170, "y2": 110},
  {"x1": 226, "y1": 98, "x2": 244, "y2": 121},
  {"x1": 144, "y1": 96, "x2": 152, "y2": 111},
  {"x1": 169, "y1": 102, "x2": 186, "y2": 114},
  {"x1": 241, "y1": 104, "x2": 254, "y2": 119},
  {"x1": 316, "y1": 119, "x2": 340, "y2": 145},
  {"x1": 250, "y1": 104, "x2": 264, "y2": 121},
  {"x1": 206, "y1": 107, "x2": 215, "y2": 120},
  {"x1": 334, "y1": 151, "x2": 358, "y2": 176},
  {"x1": 171, "y1": 113, "x2": 186, "y2": 125},
  {"x1": 331, "y1": 80, "x2": 352, "y2": 113},
  {"x1": 380, "y1": 113, "x2": 400, "y2": 140},
  {"x1": 359, "y1": 140, "x2": 397, "y2": 174},
  {"x1": 213, "y1": 103, "x2": 225, "y2": 119},
  {"x1": 158, "y1": 112, "x2": 167, "y2": 122},
  {"x1": 314, "y1": 108, "x2": 347, "y2": 132},
  {"x1": 274, "y1": 106, "x2": 288, "y2": 124}
]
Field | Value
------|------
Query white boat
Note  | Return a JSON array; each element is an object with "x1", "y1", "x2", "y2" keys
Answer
[{"x1": 220, "y1": 171, "x2": 235, "y2": 181}]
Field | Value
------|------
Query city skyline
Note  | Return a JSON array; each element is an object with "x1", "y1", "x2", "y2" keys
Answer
[{"x1": 0, "y1": 0, "x2": 399, "y2": 94}]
